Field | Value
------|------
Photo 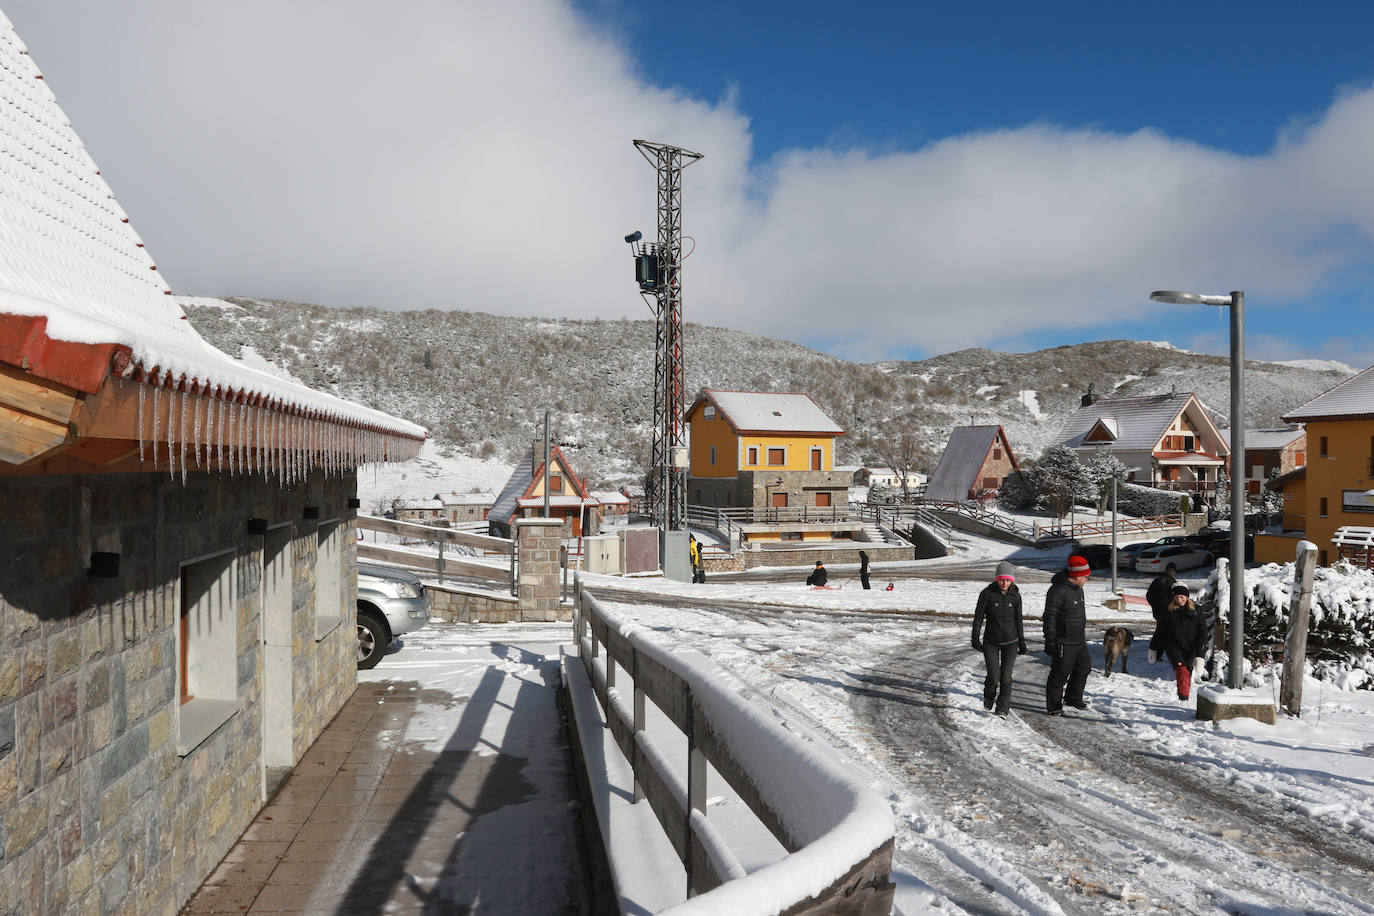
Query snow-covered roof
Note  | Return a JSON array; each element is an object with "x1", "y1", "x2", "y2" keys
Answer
[
  {"x1": 398, "y1": 499, "x2": 444, "y2": 511},
  {"x1": 1057, "y1": 393, "x2": 1224, "y2": 454},
  {"x1": 516, "y1": 495, "x2": 598, "y2": 508},
  {"x1": 693, "y1": 390, "x2": 844, "y2": 435},
  {"x1": 1284, "y1": 364, "x2": 1374, "y2": 422},
  {"x1": 0, "y1": 14, "x2": 422, "y2": 468},
  {"x1": 489, "y1": 445, "x2": 587, "y2": 524},
  {"x1": 923, "y1": 426, "x2": 1010, "y2": 502},
  {"x1": 591, "y1": 489, "x2": 629, "y2": 505},
  {"x1": 1218, "y1": 428, "x2": 1305, "y2": 450},
  {"x1": 441, "y1": 491, "x2": 495, "y2": 506}
]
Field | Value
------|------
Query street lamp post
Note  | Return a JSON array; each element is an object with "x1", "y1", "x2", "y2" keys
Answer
[
  {"x1": 1110, "y1": 466, "x2": 1140, "y2": 597},
  {"x1": 1150, "y1": 290, "x2": 1246, "y2": 688}
]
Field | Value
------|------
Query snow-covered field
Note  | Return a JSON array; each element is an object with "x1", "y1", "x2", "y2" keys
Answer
[
  {"x1": 360, "y1": 474, "x2": 1374, "y2": 912},
  {"x1": 587, "y1": 568, "x2": 1374, "y2": 913}
]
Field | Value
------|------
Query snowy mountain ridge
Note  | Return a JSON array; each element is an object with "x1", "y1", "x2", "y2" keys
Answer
[{"x1": 180, "y1": 297, "x2": 1356, "y2": 486}]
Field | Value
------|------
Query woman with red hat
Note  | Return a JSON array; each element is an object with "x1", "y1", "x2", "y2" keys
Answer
[{"x1": 1043, "y1": 554, "x2": 1093, "y2": 716}]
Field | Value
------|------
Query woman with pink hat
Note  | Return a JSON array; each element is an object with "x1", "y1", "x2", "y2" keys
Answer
[{"x1": 971, "y1": 561, "x2": 1027, "y2": 717}]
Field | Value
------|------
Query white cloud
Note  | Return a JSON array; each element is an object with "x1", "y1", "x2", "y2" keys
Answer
[{"x1": 6, "y1": 1, "x2": 1374, "y2": 363}]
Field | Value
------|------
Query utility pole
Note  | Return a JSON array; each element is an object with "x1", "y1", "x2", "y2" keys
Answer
[{"x1": 629, "y1": 139, "x2": 703, "y2": 533}]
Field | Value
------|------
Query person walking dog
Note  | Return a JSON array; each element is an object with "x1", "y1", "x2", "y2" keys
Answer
[
  {"x1": 859, "y1": 550, "x2": 871, "y2": 590},
  {"x1": 972, "y1": 561, "x2": 1027, "y2": 716},
  {"x1": 1043, "y1": 555, "x2": 1093, "y2": 716},
  {"x1": 1158, "y1": 584, "x2": 1211, "y2": 701}
]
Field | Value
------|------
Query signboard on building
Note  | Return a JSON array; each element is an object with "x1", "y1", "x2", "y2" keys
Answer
[{"x1": 1342, "y1": 490, "x2": 1374, "y2": 513}]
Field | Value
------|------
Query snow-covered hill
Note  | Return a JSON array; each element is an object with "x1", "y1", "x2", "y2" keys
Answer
[{"x1": 181, "y1": 297, "x2": 1354, "y2": 489}]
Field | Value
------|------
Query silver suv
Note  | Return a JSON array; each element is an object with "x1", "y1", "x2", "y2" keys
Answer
[{"x1": 356, "y1": 562, "x2": 430, "y2": 669}]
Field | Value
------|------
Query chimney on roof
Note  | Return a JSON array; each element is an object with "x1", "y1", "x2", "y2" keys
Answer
[{"x1": 1081, "y1": 383, "x2": 1095, "y2": 408}]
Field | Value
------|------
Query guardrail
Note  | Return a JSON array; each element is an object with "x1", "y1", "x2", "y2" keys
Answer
[
  {"x1": 855, "y1": 503, "x2": 951, "y2": 546},
  {"x1": 356, "y1": 514, "x2": 514, "y2": 589},
  {"x1": 1031, "y1": 514, "x2": 1184, "y2": 542},
  {"x1": 572, "y1": 584, "x2": 895, "y2": 914}
]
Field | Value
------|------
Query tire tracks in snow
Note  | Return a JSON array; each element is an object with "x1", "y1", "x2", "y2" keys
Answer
[{"x1": 855, "y1": 624, "x2": 1374, "y2": 914}]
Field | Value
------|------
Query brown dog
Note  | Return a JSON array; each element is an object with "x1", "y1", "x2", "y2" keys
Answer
[{"x1": 1103, "y1": 627, "x2": 1135, "y2": 677}]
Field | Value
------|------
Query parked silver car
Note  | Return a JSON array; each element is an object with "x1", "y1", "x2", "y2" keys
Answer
[{"x1": 356, "y1": 562, "x2": 430, "y2": 669}]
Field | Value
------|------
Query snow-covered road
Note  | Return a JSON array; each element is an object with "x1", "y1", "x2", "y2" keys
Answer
[{"x1": 587, "y1": 568, "x2": 1374, "y2": 915}]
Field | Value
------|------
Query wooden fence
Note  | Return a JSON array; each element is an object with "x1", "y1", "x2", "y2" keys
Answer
[
  {"x1": 355, "y1": 514, "x2": 514, "y2": 589},
  {"x1": 573, "y1": 583, "x2": 894, "y2": 914}
]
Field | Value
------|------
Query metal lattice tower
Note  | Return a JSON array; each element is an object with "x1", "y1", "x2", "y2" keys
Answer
[{"x1": 634, "y1": 139, "x2": 703, "y2": 532}]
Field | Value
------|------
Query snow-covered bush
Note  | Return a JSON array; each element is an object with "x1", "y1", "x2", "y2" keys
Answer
[
  {"x1": 997, "y1": 469, "x2": 1037, "y2": 510},
  {"x1": 1115, "y1": 482, "x2": 1185, "y2": 518},
  {"x1": 1197, "y1": 561, "x2": 1374, "y2": 689}
]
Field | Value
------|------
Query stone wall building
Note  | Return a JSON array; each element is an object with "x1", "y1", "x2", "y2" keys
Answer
[{"x1": 0, "y1": 15, "x2": 424, "y2": 913}]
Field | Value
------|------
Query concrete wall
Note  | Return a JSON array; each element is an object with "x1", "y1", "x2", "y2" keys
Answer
[{"x1": 0, "y1": 468, "x2": 357, "y2": 915}]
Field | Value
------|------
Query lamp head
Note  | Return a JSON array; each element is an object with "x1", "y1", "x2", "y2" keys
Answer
[
  {"x1": 1150, "y1": 289, "x2": 1234, "y2": 306},
  {"x1": 624, "y1": 230, "x2": 642, "y2": 244}
]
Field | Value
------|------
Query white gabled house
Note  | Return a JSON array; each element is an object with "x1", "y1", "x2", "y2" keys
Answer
[{"x1": 1055, "y1": 390, "x2": 1229, "y2": 495}]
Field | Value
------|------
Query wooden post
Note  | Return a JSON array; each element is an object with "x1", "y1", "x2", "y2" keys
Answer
[
  {"x1": 1279, "y1": 541, "x2": 1319, "y2": 717},
  {"x1": 437, "y1": 536, "x2": 445, "y2": 581},
  {"x1": 632, "y1": 647, "x2": 645, "y2": 803},
  {"x1": 685, "y1": 683, "x2": 706, "y2": 897}
]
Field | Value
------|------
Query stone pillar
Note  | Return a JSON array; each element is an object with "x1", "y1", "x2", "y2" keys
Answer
[{"x1": 516, "y1": 517, "x2": 564, "y2": 622}]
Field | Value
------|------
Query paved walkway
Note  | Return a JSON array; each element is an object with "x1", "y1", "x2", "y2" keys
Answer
[{"x1": 181, "y1": 632, "x2": 587, "y2": 914}]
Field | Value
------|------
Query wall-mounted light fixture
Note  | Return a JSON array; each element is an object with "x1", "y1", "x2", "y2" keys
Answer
[
  {"x1": 88, "y1": 552, "x2": 120, "y2": 578},
  {"x1": 347, "y1": 497, "x2": 361, "y2": 510},
  {"x1": 247, "y1": 517, "x2": 269, "y2": 536},
  {"x1": 303, "y1": 506, "x2": 320, "y2": 520}
]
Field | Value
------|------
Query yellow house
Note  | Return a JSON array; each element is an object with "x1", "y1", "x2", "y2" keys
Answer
[
  {"x1": 1255, "y1": 365, "x2": 1374, "y2": 567},
  {"x1": 687, "y1": 389, "x2": 847, "y2": 514}
]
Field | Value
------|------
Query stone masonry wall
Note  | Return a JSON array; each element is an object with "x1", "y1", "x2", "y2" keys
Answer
[
  {"x1": 0, "y1": 468, "x2": 358, "y2": 915},
  {"x1": 515, "y1": 518, "x2": 566, "y2": 622}
]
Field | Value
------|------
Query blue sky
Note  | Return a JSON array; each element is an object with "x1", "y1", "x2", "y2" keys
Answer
[
  {"x1": 596, "y1": 2, "x2": 1374, "y2": 161},
  {"x1": 5, "y1": 1, "x2": 1374, "y2": 369}
]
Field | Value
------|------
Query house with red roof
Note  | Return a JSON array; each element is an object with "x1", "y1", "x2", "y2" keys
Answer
[
  {"x1": 0, "y1": 15, "x2": 423, "y2": 912},
  {"x1": 488, "y1": 438, "x2": 598, "y2": 538}
]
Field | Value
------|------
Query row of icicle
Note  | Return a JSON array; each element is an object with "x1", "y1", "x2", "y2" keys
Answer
[{"x1": 132, "y1": 377, "x2": 404, "y2": 485}]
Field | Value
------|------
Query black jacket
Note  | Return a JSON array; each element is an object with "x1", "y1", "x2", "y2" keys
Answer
[
  {"x1": 1159, "y1": 599, "x2": 1211, "y2": 665},
  {"x1": 1146, "y1": 573, "x2": 1177, "y2": 621},
  {"x1": 806, "y1": 567, "x2": 828, "y2": 587},
  {"x1": 973, "y1": 582, "x2": 1024, "y2": 646},
  {"x1": 1042, "y1": 570, "x2": 1087, "y2": 647}
]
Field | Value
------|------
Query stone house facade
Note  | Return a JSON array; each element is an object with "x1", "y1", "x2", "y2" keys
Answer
[
  {"x1": 0, "y1": 15, "x2": 425, "y2": 913},
  {"x1": 1, "y1": 470, "x2": 365, "y2": 913}
]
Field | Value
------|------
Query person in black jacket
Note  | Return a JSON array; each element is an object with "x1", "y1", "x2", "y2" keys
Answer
[
  {"x1": 1158, "y1": 584, "x2": 1211, "y2": 701},
  {"x1": 859, "y1": 550, "x2": 871, "y2": 590},
  {"x1": 1145, "y1": 562, "x2": 1177, "y2": 661},
  {"x1": 805, "y1": 561, "x2": 828, "y2": 587},
  {"x1": 972, "y1": 561, "x2": 1027, "y2": 716},
  {"x1": 1043, "y1": 555, "x2": 1093, "y2": 715}
]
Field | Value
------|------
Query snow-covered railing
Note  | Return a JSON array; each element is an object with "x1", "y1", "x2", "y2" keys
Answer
[
  {"x1": 356, "y1": 514, "x2": 514, "y2": 587},
  {"x1": 572, "y1": 583, "x2": 895, "y2": 915},
  {"x1": 1032, "y1": 513, "x2": 1184, "y2": 542},
  {"x1": 855, "y1": 503, "x2": 949, "y2": 546}
]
